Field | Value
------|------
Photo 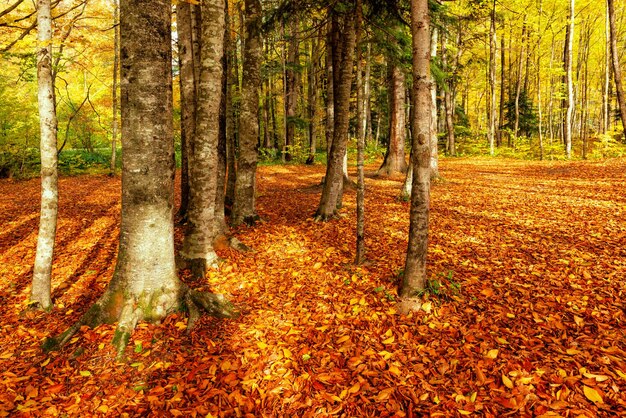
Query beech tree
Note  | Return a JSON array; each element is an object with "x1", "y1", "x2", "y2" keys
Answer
[
  {"x1": 607, "y1": 0, "x2": 626, "y2": 142},
  {"x1": 399, "y1": 0, "x2": 431, "y2": 298},
  {"x1": 30, "y1": 0, "x2": 58, "y2": 311},
  {"x1": 44, "y1": 0, "x2": 236, "y2": 356},
  {"x1": 315, "y1": 3, "x2": 357, "y2": 220},
  {"x1": 232, "y1": 0, "x2": 262, "y2": 226},
  {"x1": 179, "y1": 0, "x2": 224, "y2": 271}
]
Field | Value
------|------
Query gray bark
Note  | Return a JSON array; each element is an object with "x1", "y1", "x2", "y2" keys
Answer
[
  {"x1": 608, "y1": 0, "x2": 626, "y2": 142},
  {"x1": 43, "y1": 0, "x2": 236, "y2": 357},
  {"x1": 177, "y1": 1, "x2": 196, "y2": 220},
  {"x1": 232, "y1": 0, "x2": 261, "y2": 226},
  {"x1": 315, "y1": 10, "x2": 356, "y2": 220},
  {"x1": 180, "y1": 0, "x2": 226, "y2": 269},
  {"x1": 31, "y1": 0, "x2": 58, "y2": 311},
  {"x1": 110, "y1": 0, "x2": 119, "y2": 176},
  {"x1": 400, "y1": 0, "x2": 431, "y2": 298},
  {"x1": 564, "y1": 1, "x2": 574, "y2": 158}
]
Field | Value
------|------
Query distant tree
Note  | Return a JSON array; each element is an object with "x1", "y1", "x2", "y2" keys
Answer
[
  {"x1": 44, "y1": 0, "x2": 236, "y2": 356},
  {"x1": 315, "y1": 3, "x2": 357, "y2": 220}
]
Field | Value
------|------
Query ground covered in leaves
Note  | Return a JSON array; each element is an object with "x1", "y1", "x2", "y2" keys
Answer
[{"x1": 1, "y1": 158, "x2": 625, "y2": 417}]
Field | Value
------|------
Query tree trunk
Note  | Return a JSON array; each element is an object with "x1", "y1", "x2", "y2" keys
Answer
[
  {"x1": 603, "y1": 5, "x2": 610, "y2": 135},
  {"x1": 399, "y1": 0, "x2": 430, "y2": 299},
  {"x1": 225, "y1": 8, "x2": 239, "y2": 208},
  {"x1": 177, "y1": 1, "x2": 196, "y2": 221},
  {"x1": 325, "y1": 21, "x2": 334, "y2": 157},
  {"x1": 180, "y1": 0, "x2": 225, "y2": 271},
  {"x1": 487, "y1": 0, "x2": 497, "y2": 156},
  {"x1": 513, "y1": 16, "x2": 527, "y2": 145},
  {"x1": 306, "y1": 31, "x2": 320, "y2": 164},
  {"x1": 498, "y1": 33, "x2": 505, "y2": 147},
  {"x1": 110, "y1": 0, "x2": 119, "y2": 176},
  {"x1": 382, "y1": 61, "x2": 408, "y2": 174},
  {"x1": 284, "y1": 18, "x2": 299, "y2": 161},
  {"x1": 378, "y1": 63, "x2": 407, "y2": 175},
  {"x1": 608, "y1": 0, "x2": 626, "y2": 142},
  {"x1": 537, "y1": 0, "x2": 544, "y2": 160},
  {"x1": 429, "y1": 28, "x2": 439, "y2": 179},
  {"x1": 355, "y1": 0, "x2": 365, "y2": 265},
  {"x1": 31, "y1": 0, "x2": 58, "y2": 311},
  {"x1": 315, "y1": 9, "x2": 356, "y2": 221},
  {"x1": 232, "y1": 0, "x2": 261, "y2": 226},
  {"x1": 364, "y1": 42, "x2": 372, "y2": 144},
  {"x1": 564, "y1": 0, "x2": 574, "y2": 158},
  {"x1": 44, "y1": 0, "x2": 236, "y2": 356},
  {"x1": 442, "y1": 33, "x2": 455, "y2": 156}
]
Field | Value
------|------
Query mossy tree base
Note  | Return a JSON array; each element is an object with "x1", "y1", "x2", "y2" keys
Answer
[{"x1": 42, "y1": 280, "x2": 238, "y2": 359}]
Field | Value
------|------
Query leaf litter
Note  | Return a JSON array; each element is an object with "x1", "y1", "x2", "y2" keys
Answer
[{"x1": 0, "y1": 158, "x2": 625, "y2": 416}]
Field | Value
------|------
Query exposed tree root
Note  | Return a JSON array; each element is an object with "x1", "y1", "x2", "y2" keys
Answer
[{"x1": 42, "y1": 281, "x2": 238, "y2": 359}]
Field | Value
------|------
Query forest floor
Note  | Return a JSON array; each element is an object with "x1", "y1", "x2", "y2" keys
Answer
[{"x1": 0, "y1": 157, "x2": 625, "y2": 417}]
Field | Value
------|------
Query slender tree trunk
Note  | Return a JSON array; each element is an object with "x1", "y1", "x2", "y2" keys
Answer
[
  {"x1": 564, "y1": 0, "x2": 574, "y2": 158},
  {"x1": 608, "y1": 0, "x2": 626, "y2": 142},
  {"x1": 306, "y1": 32, "x2": 320, "y2": 164},
  {"x1": 355, "y1": 0, "x2": 365, "y2": 265},
  {"x1": 215, "y1": 0, "x2": 229, "y2": 233},
  {"x1": 603, "y1": 5, "x2": 610, "y2": 135},
  {"x1": 110, "y1": 0, "x2": 119, "y2": 176},
  {"x1": 487, "y1": 0, "x2": 497, "y2": 156},
  {"x1": 429, "y1": 28, "x2": 439, "y2": 179},
  {"x1": 315, "y1": 9, "x2": 356, "y2": 220},
  {"x1": 378, "y1": 62, "x2": 408, "y2": 175},
  {"x1": 31, "y1": 0, "x2": 58, "y2": 311},
  {"x1": 442, "y1": 33, "x2": 455, "y2": 156},
  {"x1": 400, "y1": 0, "x2": 431, "y2": 299},
  {"x1": 232, "y1": 0, "x2": 261, "y2": 226},
  {"x1": 180, "y1": 0, "x2": 225, "y2": 272},
  {"x1": 537, "y1": 0, "x2": 544, "y2": 160},
  {"x1": 325, "y1": 21, "x2": 334, "y2": 156},
  {"x1": 44, "y1": 0, "x2": 236, "y2": 356},
  {"x1": 513, "y1": 16, "x2": 527, "y2": 145},
  {"x1": 225, "y1": 8, "x2": 239, "y2": 207},
  {"x1": 498, "y1": 33, "x2": 505, "y2": 147},
  {"x1": 284, "y1": 18, "x2": 299, "y2": 161},
  {"x1": 364, "y1": 42, "x2": 372, "y2": 144},
  {"x1": 177, "y1": 1, "x2": 196, "y2": 220}
]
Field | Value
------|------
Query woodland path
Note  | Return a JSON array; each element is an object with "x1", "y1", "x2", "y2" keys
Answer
[{"x1": 0, "y1": 158, "x2": 625, "y2": 416}]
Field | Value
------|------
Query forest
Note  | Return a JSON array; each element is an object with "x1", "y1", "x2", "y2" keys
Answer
[{"x1": 1, "y1": 0, "x2": 626, "y2": 416}]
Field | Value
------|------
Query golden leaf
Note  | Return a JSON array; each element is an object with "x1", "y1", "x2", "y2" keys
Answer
[{"x1": 583, "y1": 386, "x2": 603, "y2": 404}]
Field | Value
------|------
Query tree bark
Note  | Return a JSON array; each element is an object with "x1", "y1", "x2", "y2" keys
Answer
[
  {"x1": 110, "y1": 0, "x2": 119, "y2": 176},
  {"x1": 180, "y1": 0, "x2": 225, "y2": 271},
  {"x1": 44, "y1": 0, "x2": 236, "y2": 357},
  {"x1": 306, "y1": 30, "x2": 321, "y2": 164},
  {"x1": 603, "y1": 4, "x2": 610, "y2": 135},
  {"x1": 378, "y1": 62, "x2": 408, "y2": 175},
  {"x1": 487, "y1": 0, "x2": 497, "y2": 156},
  {"x1": 31, "y1": 0, "x2": 58, "y2": 311},
  {"x1": 513, "y1": 16, "x2": 527, "y2": 146},
  {"x1": 399, "y1": 0, "x2": 431, "y2": 298},
  {"x1": 537, "y1": 0, "x2": 544, "y2": 160},
  {"x1": 355, "y1": 0, "x2": 365, "y2": 265},
  {"x1": 232, "y1": 0, "x2": 261, "y2": 226},
  {"x1": 177, "y1": 1, "x2": 196, "y2": 221},
  {"x1": 564, "y1": 0, "x2": 574, "y2": 158},
  {"x1": 429, "y1": 28, "x2": 439, "y2": 179},
  {"x1": 315, "y1": 8, "x2": 356, "y2": 221},
  {"x1": 284, "y1": 18, "x2": 299, "y2": 162},
  {"x1": 442, "y1": 33, "x2": 455, "y2": 156},
  {"x1": 608, "y1": 0, "x2": 626, "y2": 142},
  {"x1": 225, "y1": 7, "x2": 239, "y2": 208}
]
